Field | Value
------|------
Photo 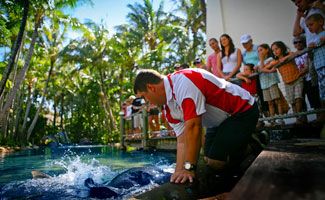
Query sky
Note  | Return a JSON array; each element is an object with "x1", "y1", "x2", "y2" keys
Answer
[
  {"x1": 1, "y1": 0, "x2": 177, "y2": 60},
  {"x1": 67, "y1": 0, "x2": 176, "y2": 37}
]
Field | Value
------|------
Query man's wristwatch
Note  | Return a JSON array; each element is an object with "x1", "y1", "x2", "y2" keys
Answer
[{"x1": 184, "y1": 161, "x2": 197, "y2": 171}]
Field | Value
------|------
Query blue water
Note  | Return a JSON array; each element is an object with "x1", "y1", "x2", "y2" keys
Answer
[{"x1": 0, "y1": 145, "x2": 176, "y2": 199}]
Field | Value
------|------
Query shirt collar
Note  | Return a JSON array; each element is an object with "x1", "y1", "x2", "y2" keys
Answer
[{"x1": 163, "y1": 76, "x2": 173, "y2": 102}]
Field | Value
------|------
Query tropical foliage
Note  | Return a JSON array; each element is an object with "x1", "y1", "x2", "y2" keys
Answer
[{"x1": 0, "y1": 0, "x2": 206, "y2": 146}]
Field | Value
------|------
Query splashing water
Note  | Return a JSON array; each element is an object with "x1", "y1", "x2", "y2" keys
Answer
[{"x1": 0, "y1": 147, "x2": 175, "y2": 199}]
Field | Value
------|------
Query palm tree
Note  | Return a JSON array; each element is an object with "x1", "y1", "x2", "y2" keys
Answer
[
  {"x1": 125, "y1": 0, "x2": 181, "y2": 70},
  {"x1": 0, "y1": 0, "x2": 29, "y2": 97},
  {"x1": 170, "y1": 0, "x2": 206, "y2": 61}
]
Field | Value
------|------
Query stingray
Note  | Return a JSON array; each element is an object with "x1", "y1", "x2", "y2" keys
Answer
[
  {"x1": 84, "y1": 166, "x2": 172, "y2": 199},
  {"x1": 32, "y1": 166, "x2": 171, "y2": 199}
]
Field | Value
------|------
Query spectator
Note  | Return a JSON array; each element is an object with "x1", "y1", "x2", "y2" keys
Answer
[
  {"x1": 132, "y1": 96, "x2": 145, "y2": 135},
  {"x1": 193, "y1": 58, "x2": 207, "y2": 70},
  {"x1": 292, "y1": 0, "x2": 324, "y2": 45},
  {"x1": 134, "y1": 68, "x2": 258, "y2": 187},
  {"x1": 293, "y1": 35, "x2": 322, "y2": 120},
  {"x1": 217, "y1": 34, "x2": 242, "y2": 81},
  {"x1": 240, "y1": 34, "x2": 260, "y2": 66},
  {"x1": 271, "y1": 41, "x2": 305, "y2": 124},
  {"x1": 240, "y1": 33, "x2": 269, "y2": 118},
  {"x1": 174, "y1": 63, "x2": 189, "y2": 71},
  {"x1": 206, "y1": 38, "x2": 221, "y2": 76},
  {"x1": 148, "y1": 103, "x2": 160, "y2": 132},
  {"x1": 236, "y1": 63, "x2": 258, "y2": 96},
  {"x1": 257, "y1": 44, "x2": 285, "y2": 126},
  {"x1": 123, "y1": 100, "x2": 133, "y2": 135},
  {"x1": 305, "y1": 13, "x2": 325, "y2": 121}
]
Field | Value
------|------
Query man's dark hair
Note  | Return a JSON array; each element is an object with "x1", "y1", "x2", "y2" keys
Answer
[
  {"x1": 209, "y1": 38, "x2": 218, "y2": 43},
  {"x1": 133, "y1": 69, "x2": 163, "y2": 93},
  {"x1": 179, "y1": 63, "x2": 189, "y2": 69}
]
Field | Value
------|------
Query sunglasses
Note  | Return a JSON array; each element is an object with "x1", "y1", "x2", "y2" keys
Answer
[{"x1": 293, "y1": 41, "x2": 303, "y2": 44}]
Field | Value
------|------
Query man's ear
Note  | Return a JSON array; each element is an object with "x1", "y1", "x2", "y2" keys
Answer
[{"x1": 147, "y1": 84, "x2": 156, "y2": 92}]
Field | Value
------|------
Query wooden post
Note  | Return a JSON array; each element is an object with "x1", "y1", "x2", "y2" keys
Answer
[
  {"x1": 142, "y1": 109, "x2": 149, "y2": 149},
  {"x1": 119, "y1": 111, "x2": 125, "y2": 148}
]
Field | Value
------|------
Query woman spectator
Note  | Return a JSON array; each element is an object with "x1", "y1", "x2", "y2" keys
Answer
[{"x1": 217, "y1": 34, "x2": 242, "y2": 81}]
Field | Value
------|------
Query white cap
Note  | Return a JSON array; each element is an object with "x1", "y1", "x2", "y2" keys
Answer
[{"x1": 240, "y1": 34, "x2": 252, "y2": 43}]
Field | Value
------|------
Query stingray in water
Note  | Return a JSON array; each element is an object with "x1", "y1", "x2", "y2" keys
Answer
[
  {"x1": 32, "y1": 166, "x2": 172, "y2": 199},
  {"x1": 84, "y1": 166, "x2": 172, "y2": 199}
]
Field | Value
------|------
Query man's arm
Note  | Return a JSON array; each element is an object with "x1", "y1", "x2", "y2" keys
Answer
[
  {"x1": 171, "y1": 116, "x2": 202, "y2": 184},
  {"x1": 293, "y1": 9, "x2": 304, "y2": 37}
]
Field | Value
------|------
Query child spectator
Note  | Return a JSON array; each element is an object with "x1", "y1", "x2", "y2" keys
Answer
[
  {"x1": 236, "y1": 63, "x2": 258, "y2": 96},
  {"x1": 271, "y1": 41, "x2": 305, "y2": 124},
  {"x1": 257, "y1": 44, "x2": 285, "y2": 126},
  {"x1": 293, "y1": 35, "x2": 322, "y2": 121},
  {"x1": 305, "y1": 13, "x2": 325, "y2": 121}
]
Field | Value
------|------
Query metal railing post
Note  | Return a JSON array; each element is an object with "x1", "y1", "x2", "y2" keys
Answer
[
  {"x1": 142, "y1": 109, "x2": 148, "y2": 149},
  {"x1": 119, "y1": 111, "x2": 125, "y2": 149}
]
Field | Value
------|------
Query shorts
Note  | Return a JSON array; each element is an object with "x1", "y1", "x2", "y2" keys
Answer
[
  {"x1": 262, "y1": 84, "x2": 281, "y2": 102},
  {"x1": 283, "y1": 77, "x2": 303, "y2": 104},
  {"x1": 133, "y1": 112, "x2": 143, "y2": 128},
  {"x1": 204, "y1": 103, "x2": 259, "y2": 162},
  {"x1": 149, "y1": 108, "x2": 159, "y2": 116}
]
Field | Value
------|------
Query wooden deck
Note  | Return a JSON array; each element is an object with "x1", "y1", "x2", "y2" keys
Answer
[{"x1": 227, "y1": 139, "x2": 325, "y2": 200}]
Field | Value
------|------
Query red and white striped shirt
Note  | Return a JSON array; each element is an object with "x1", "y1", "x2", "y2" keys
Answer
[{"x1": 163, "y1": 68, "x2": 255, "y2": 136}]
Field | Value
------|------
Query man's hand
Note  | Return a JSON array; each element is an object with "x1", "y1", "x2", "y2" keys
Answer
[{"x1": 170, "y1": 169, "x2": 195, "y2": 184}]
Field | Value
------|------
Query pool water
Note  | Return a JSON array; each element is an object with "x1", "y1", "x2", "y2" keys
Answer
[{"x1": 0, "y1": 145, "x2": 175, "y2": 199}]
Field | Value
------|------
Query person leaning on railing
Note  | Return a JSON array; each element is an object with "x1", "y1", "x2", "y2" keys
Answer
[{"x1": 305, "y1": 13, "x2": 325, "y2": 122}]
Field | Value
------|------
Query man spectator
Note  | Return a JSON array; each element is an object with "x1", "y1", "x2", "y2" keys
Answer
[
  {"x1": 207, "y1": 38, "x2": 221, "y2": 77},
  {"x1": 174, "y1": 63, "x2": 190, "y2": 71},
  {"x1": 133, "y1": 68, "x2": 258, "y2": 187},
  {"x1": 292, "y1": 0, "x2": 324, "y2": 45},
  {"x1": 193, "y1": 58, "x2": 207, "y2": 70},
  {"x1": 131, "y1": 96, "x2": 145, "y2": 135}
]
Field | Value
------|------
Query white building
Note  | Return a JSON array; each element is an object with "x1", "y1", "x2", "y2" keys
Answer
[{"x1": 206, "y1": 0, "x2": 297, "y2": 56}]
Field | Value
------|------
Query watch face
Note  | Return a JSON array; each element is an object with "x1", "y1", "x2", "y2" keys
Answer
[{"x1": 185, "y1": 162, "x2": 191, "y2": 170}]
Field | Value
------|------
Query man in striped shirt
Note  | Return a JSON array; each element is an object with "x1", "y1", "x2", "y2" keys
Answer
[{"x1": 134, "y1": 68, "x2": 259, "y2": 184}]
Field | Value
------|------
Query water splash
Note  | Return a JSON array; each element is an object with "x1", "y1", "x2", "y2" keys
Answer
[{"x1": 0, "y1": 150, "x2": 174, "y2": 199}]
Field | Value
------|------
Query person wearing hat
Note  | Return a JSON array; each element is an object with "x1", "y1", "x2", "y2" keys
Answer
[
  {"x1": 240, "y1": 34, "x2": 259, "y2": 66},
  {"x1": 174, "y1": 63, "x2": 190, "y2": 71},
  {"x1": 240, "y1": 34, "x2": 269, "y2": 119},
  {"x1": 293, "y1": 34, "x2": 321, "y2": 121},
  {"x1": 193, "y1": 58, "x2": 207, "y2": 70}
]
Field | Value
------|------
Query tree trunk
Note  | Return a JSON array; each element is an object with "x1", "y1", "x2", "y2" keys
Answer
[
  {"x1": 99, "y1": 69, "x2": 117, "y2": 131},
  {"x1": 13, "y1": 88, "x2": 24, "y2": 143},
  {"x1": 53, "y1": 101, "x2": 57, "y2": 127},
  {"x1": 27, "y1": 62, "x2": 54, "y2": 141},
  {"x1": 0, "y1": 0, "x2": 29, "y2": 97},
  {"x1": 60, "y1": 93, "x2": 64, "y2": 130},
  {"x1": 0, "y1": 13, "x2": 42, "y2": 118},
  {"x1": 21, "y1": 83, "x2": 36, "y2": 136}
]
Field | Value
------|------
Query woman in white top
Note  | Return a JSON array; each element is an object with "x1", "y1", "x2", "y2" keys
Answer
[{"x1": 217, "y1": 34, "x2": 242, "y2": 81}]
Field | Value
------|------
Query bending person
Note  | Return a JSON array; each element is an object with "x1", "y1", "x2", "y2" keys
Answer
[{"x1": 133, "y1": 68, "x2": 259, "y2": 184}]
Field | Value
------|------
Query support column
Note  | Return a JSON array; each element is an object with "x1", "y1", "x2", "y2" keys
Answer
[
  {"x1": 119, "y1": 111, "x2": 125, "y2": 149},
  {"x1": 142, "y1": 109, "x2": 148, "y2": 149}
]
